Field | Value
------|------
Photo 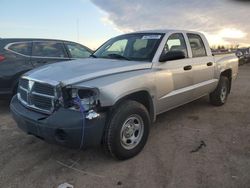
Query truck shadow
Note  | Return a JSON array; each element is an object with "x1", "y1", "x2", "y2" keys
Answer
[{"x1": 155, "y1": 96, "x2": 209, "y2": 125}]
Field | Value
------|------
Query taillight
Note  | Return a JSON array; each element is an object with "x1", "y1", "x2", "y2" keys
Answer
[{"x1": 0, "y1": 55, "x2": 5, "y2": 62}]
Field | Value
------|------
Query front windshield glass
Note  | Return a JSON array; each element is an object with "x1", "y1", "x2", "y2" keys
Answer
[{"x1": 93, "y1": 33, "x2": 165, "y2": 62}]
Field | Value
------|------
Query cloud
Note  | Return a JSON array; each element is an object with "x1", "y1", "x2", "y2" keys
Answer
[{"x1": 91, "y1": 0, "x2": 250, "y2": 46}]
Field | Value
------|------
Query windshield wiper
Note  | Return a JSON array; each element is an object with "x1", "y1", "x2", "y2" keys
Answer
[{"x1": 107, "y1": 54, "x2": 130, "y2": 61}]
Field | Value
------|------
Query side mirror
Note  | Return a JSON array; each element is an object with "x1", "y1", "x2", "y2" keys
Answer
[{"x1": 159, "y1": 50, "x2": 186, "y2": 62}]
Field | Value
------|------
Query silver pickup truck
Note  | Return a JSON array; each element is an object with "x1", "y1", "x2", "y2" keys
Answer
[{"x1": 10, "y1": 30, "x2": 238, "y2": 160}]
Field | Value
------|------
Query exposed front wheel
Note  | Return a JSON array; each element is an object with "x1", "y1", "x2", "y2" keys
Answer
[
  {"x1": 209, "y1": 76, "x2": 230, "y2": 106},
  {"x1": 103, "y1": 100, "x2": 150, "y2": 160}
]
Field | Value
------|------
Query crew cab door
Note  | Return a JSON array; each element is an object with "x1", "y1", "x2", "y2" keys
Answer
[
  {"x1": 31, "y1": 41, "x2": 70, "y2": 67},
  {"x1": 186, "y1": 34, "x2": 217, "y2": 97},
  {"x1": 155, "y1": 33, "x2": 194, "y2": 114}
]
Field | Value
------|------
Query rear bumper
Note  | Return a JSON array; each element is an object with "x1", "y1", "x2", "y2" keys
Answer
[{"x1": 10, "y1": 96, "x2": 107, "y2": 149}]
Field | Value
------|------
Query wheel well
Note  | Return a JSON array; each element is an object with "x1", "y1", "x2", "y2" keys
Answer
[
  {"x1": 114, "y1": 91, "x2": 154, "y2": 122},
  {"x1": 221, "y1": 69, "x2": 232, "y2": 92}
]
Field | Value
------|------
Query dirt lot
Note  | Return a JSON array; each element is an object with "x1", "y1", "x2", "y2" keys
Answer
[{"x1": 0, "y1": 64, "x2": 250, "y2": 188}]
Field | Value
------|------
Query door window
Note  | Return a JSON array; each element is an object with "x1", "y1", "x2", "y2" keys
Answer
[
  {"x1": 187, "y1": 34, "x2": 207, "y2": 57},
  {"x1": 163, "y1": 33, "x2": 188, "y2": 57},
  {"x1": 66, "y1": 43, "x2": 92, "y2": 58},
  {"x1": 32, "y1": 41, "x2": 67, "y2": 58}
]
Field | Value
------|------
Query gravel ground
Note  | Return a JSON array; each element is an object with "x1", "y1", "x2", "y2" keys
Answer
[{"x1": 0, "y1": 64, "x2": 250, "y2": 188}]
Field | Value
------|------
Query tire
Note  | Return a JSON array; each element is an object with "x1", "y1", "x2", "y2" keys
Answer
[
  {"x1": 209, "y1": 76, "x2": 230, "y2": 106},
  {"x1": 103, "y1": 100, "x2": 150, "y2": 160}
]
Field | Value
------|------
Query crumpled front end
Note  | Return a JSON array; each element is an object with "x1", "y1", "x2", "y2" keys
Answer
[{"x1": 10, "y1": 76, "x2": 107, "y2": 149}]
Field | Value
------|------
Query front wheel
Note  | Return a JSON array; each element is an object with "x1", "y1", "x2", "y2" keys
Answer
[
  {"x1": 103, "y1": 100, "x2": 150, "y2": 160},
  {"x1": 209, "y1": 76, "x2": 230, "y2": 106}
]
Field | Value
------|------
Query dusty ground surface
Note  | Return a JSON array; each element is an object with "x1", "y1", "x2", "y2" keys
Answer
[{"x1": 0, "y1": 64, "x2": 250, "y2": 188}]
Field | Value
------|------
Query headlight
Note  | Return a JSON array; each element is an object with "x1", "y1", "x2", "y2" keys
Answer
[{"x1": 69, "y1": 88, "x2": 99, "y2": 112}]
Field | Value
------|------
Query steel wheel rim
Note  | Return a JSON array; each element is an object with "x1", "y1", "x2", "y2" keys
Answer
[
  {"x1": 220, "y1": 86, "x2": 227, "y2": 102},
  {"x1": 120, "y1": 114, "x2": 144, "y2": 150}
]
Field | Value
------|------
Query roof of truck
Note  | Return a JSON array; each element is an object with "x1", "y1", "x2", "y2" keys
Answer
[{"x1": 132, "y1": 29, "x2": 202, "y2": 35}]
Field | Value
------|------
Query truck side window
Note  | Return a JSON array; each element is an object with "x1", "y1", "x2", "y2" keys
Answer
[
  {"x1": 32, "y1": 41, "x2": 67, "y2": 58},
  {"x1": 163, "y1": 33, "x2": 188, "y2": 57},
  {"x1": 187, "y1": 34, "x2": 207, "y2": 57}
]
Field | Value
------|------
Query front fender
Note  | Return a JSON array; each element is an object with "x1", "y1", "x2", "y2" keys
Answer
[{"x1": 75, "y1": 70, "x2": 157, "y2": 121}]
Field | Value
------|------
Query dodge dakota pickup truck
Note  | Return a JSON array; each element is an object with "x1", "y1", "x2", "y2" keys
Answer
[{"x1": 10, "y1": 30, "x2": 238, "y2": 160}]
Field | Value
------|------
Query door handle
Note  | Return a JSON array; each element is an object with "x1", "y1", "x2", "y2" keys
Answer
[
  {"x1": 207, "y1": 62, "x2": 213, "y2": 66},
  {"x1": 183, "y1": 65, "x2": 192, "y2": 71}
]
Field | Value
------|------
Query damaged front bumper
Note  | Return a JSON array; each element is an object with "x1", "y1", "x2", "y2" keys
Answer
[{"x1": 10, "y1": 96, "x2": 107, "y2": 149}]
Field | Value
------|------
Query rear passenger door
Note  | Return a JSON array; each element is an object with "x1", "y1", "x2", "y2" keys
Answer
[
  {"x1": 186, "y1": 34, "x2": 217, "y2": 98},
  {"x1": 31, "y1": 41, "x2": 70, "y2": 67}
]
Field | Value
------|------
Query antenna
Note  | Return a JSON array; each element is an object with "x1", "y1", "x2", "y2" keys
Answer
[{"x1": 77, "y1": 18, "x2": 79, "y2": 42}]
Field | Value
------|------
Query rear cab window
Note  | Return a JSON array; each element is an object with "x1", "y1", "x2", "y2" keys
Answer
[
  {"x1": 187, "y1": 34, "x2": 207, "y2": 57},
  {"x1": 32, "y1": 41, "x2": 67, "y2": 58}
]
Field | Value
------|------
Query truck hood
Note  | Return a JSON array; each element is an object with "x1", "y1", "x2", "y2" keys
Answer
[{"x1": 25, "y1": 58, "x2": 152, "y2": 86}]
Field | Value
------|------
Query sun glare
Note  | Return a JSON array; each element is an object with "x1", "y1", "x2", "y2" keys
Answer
[
  {"x1": 203, "y1": 28, "x2": 248, "y2": 47},
  {"x1": 219, "y1": 28, "x2": 246, "y2": 39}
]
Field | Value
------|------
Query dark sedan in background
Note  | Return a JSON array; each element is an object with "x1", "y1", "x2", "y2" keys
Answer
[{"x1": 0, "y1": 38, "x2": 92, "y2": 98}]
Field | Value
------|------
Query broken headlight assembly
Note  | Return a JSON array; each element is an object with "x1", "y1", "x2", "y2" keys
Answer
[{"x1": 65, "y1": 88, "x2": 99, "y2": 113}]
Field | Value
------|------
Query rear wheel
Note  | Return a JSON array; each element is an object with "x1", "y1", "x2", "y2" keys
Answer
[
  {"x1": 209, "y1": 76, "x2": 229, "y2": 106},
  {"x1": 103, "y1": 100, "x2": 150, "y2": 160}
]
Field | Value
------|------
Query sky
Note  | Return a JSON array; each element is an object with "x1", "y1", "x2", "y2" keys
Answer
[{"x1": 0, "y1": 0, "x2": 249, "y2": 49}]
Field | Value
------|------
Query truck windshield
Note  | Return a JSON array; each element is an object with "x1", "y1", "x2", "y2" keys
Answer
[{"x1": 93, "y1": 33, "x2": 164, "y2": 62}]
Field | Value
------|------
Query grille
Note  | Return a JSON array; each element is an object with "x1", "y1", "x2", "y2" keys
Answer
[
  {"x1": 19, "y1": 88, "x2": 27, "y2": 102},
  {"x1": 19, "y1": 78, "x2": 29, "y2": 89},
  {"x1": 31, "y1": 95, "x2": 53, "y2": 111},
  {"x1": 33, "y1": 82, "x2": 54, "y2": 96},
  {"x1": 18, "y1": 78, "x2": 56, "y2": 114}
]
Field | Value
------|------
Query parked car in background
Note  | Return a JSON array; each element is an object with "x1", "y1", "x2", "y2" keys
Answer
[
  {"x1": 0, "y1": 38, "x2": 92, "y2": 98},
  {"x1": 236, "y1": 47, "x2": 250, "y2": 65}
]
